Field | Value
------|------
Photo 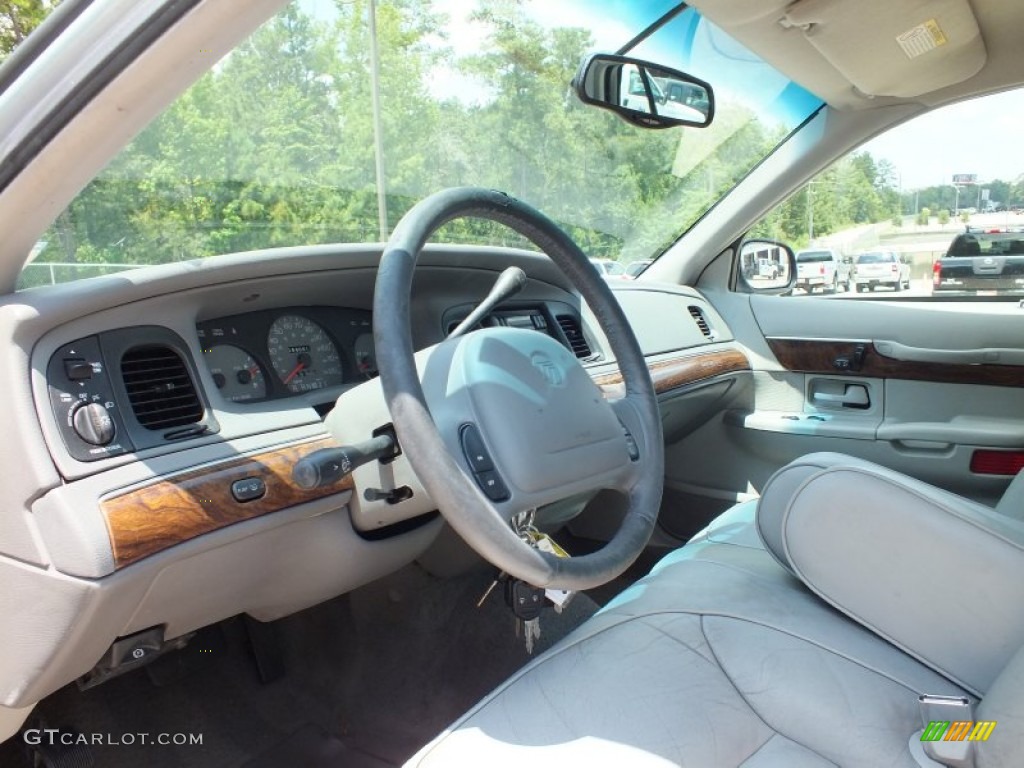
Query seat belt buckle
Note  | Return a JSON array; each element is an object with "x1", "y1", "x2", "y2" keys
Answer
[{"x1": 916, "y1": 694, "x2": 980, "y2": 768}]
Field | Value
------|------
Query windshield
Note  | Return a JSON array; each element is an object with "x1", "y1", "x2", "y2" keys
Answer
[
  {"x1": 947, "y1": 231, "x2": 1024, "y2": 256},
  {"x1": 856, "y1": 252, "x2": 892, "y2": 264},
  {"x1": 18, "y1": 0, "x2": 822, "y2": 289},
  {"x1": 796, "y1": 251, "x2": 832, "y2": 262}
]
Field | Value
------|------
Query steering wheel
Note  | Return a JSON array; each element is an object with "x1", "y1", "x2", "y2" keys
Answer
[{"x1": 374, "y1": 187, "x2": 664, "y2": 591}]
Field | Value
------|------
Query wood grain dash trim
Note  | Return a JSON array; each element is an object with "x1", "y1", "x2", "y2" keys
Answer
[
  {"x1": 592, "y1": 348, "x2": 751, "y2": 397},
  {"x1": 102, "y1": 437, "x2": 352, "y2": 570},
  {"x1": 767, "y1": 338, "x2": 1024, "y2": 388}
]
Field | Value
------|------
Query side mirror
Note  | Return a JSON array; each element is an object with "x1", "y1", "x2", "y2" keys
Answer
[
  {"x1": 737, "y1": 239, "x2": 796, "y2": 294},
  {"x1": 573, "y1": 53, "x2": 714, "y2": 129}
]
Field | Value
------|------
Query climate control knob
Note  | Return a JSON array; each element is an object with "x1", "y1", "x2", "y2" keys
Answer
[{"x1": 72, "y1": 402, "x2": 115, "y2": 446}]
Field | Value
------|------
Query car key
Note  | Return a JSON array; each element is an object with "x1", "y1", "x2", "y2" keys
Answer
[
  {"x1": 527, "y1": 531, "x2": 576, "y2": 613},
  {"x1": 506, "y1": 579, "x2": 544, "y2": 654},
  {"x1": 477, "y1": 570, "x2": 506, "y2": 608}
]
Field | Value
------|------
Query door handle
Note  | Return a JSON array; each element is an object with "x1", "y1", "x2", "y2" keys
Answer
[{"x1": 812, "y1": 384, "x2": 870, "y2": 408}]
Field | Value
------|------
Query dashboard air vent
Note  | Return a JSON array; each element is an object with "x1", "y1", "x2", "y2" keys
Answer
[
  {"x1": 555, "y1": 315, "x2": 593, "y2": 359},
  {"x1": 121, "y1": 345, "x2": 203, "y2": 430},
  {"x1": 688, "y1": 305, "x2": 714, "y2": 340}
]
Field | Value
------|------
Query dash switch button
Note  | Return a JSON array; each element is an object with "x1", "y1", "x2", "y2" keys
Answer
[
  {"x1": 64, "y1": 359, "x2": 94, "y2": 381},
  {"x1": 231, "y1": 477, "x2": 266, "y2": 503}
]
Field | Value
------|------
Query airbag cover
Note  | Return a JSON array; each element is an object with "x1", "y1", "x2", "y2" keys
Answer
[{"x1": 454, "y1": 328, "x2": 624, "y2": 494}]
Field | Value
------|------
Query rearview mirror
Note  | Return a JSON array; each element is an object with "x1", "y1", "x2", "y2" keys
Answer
[
  {"x1": 737, "y1": 239, "x2": 795, "y2": 294},
  {"x1": 573, "y1": 54, "x2": 714, "y2": 129}
]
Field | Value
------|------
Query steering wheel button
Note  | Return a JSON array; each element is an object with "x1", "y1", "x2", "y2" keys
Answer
[
  {"x1": 625, "y1": 433, "x2": 640, "y2": 461},
  {"x1": 460, "y1": 424, "x2": 495, "y2": 472},
  {"x1": 474, "y1": 470, "x2": 510, "y2": 502}
]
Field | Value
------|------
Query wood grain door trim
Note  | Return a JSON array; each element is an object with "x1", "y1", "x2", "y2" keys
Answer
[
  {"x1": 101, "y1": 436, "x2": 351, "y2": 569},
  {"x1": 592, "y1": 348, "x2": 751, "y2": 397},
  {"x1": 767, "y1": 338, "x2": 1024, "y2": 388}
]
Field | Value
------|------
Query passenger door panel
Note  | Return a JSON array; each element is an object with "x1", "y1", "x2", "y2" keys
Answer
[{"x1": 662, "y1": 287, "x2": 1024, "y2": 538}]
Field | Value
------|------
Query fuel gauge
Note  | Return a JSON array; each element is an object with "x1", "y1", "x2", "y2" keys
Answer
[{"x1": 204, "y1": 344, "x2": 267, "y2": 402}]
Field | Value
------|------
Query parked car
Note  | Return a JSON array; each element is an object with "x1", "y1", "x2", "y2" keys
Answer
[
  {"x1": 794, "y1": 248, "x2": 849, "y2": 293},
  {"x1": 588, "y1": 258, "x2": 628, "y2": 278},
  {"x1": 851, "y1": 250, "x2": 911, "y2": 292},
  {"x1": 933, "y1": 227, "x2": 1024, "y2": 295},
  {"x1": 625, "y1": 259, "x2": 652, "y2": 278}
]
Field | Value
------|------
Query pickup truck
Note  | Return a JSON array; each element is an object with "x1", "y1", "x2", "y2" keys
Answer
[
  {"x1": 933, "y1": 228, "x2": 1024, "y2": 295},
  {"x1": 622, "y1": 69, "x2": 707, "y2": 123},
  {"x1": 852, "y1": 250, "x2": 910, "y2": 292},
  {"x1": 794, "y1": 248, "x2": 851, "y2": 293}
]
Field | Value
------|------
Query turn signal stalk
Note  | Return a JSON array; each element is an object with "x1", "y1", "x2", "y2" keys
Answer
[{"x1": 292, "y1": 434, "x2": 397, "y2": 490}]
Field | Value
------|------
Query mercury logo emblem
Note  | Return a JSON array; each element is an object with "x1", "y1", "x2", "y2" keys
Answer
[
  {"x1": 531, "y1": 353, "x2": 564, "y2": 387},
  {"x1": 983, "y1": 257, "x2": 995, "y2": 265}
]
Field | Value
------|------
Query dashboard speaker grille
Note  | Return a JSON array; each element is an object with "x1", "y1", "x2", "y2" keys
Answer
[
  {"x1": 555, "y1": 315, "x2": 593, "y2": 359},
  {"x1": 121, "y1": 345, "x2": 203, "y2": 430}
]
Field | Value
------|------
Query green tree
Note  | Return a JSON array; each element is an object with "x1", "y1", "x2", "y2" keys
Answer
[
  {"x1": 0, "y1": 0, "x2": 57, "y2": 60},
  {"x1": 751, "y1": 149, "x2": 919, "y2": 249},
  {"x1": 24, "y1": 0, "x2": 811, "y2": 284}
]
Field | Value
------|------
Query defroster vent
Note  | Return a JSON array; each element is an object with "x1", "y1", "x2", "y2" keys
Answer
[
  {"x1": 121, "y1": 345, "x2": 203, "y2": 430},
  {"x1": 556, "y1": 315, "x2": 593, "y2": 359}
]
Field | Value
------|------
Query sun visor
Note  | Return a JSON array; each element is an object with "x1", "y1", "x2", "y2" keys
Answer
[{"x1": 780, "y1": 0, "x2": 986, "y2": 98}]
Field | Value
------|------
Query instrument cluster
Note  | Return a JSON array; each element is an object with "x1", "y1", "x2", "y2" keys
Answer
[{"x1": 197, "y1": 307, "x2": 375, "y2": 403}]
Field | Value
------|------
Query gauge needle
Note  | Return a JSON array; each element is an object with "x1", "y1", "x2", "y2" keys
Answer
[{"x1": 283, "y1": 361, "x2": 305, "y2": 384}]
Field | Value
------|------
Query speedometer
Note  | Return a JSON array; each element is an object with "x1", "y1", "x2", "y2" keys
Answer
[{"x1": 266, "y1": 315, "x2": 344, "y2": 394}]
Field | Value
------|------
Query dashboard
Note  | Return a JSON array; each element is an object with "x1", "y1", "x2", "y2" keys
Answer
[{"x1": 0, "y1": 244, "x2": 748, "y2": 711}]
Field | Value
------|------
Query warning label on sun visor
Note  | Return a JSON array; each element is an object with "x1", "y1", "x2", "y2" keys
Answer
[{"x1": 897, "y1": 19, "x2": 948, "y2": 59}]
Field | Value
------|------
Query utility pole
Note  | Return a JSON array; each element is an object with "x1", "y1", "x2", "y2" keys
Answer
[
  {"x1": 368, "y1": 0, "x2": 388, "y2": 241},
  {"x1": 807, "y1": 183, "x2": 814, "y2": 241}
]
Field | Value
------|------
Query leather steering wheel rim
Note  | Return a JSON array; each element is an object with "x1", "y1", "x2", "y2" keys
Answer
[{"x1": 374, "y1": 187, "x2": 664, "y2": 590}]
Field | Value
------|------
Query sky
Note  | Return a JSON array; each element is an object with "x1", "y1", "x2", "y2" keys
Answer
[
  {"x1": 421, "y1": 0, "x2": 640, "y2": 104},
  {"x1": 299, "y1": 0, "x2": 638, "y2": 104},
  {"x1": 861, "y1": 88, "x2": 1024, "y2": 191}
]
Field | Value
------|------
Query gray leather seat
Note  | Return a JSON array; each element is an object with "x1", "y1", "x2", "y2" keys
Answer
[{"x1": 408, "y1": 453, "x2": 1024, "y2": 767}]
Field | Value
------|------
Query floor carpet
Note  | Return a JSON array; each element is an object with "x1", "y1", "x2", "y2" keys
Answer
[{"x1": 0, "y1": 562, "x2": 603, "y2": 768}]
